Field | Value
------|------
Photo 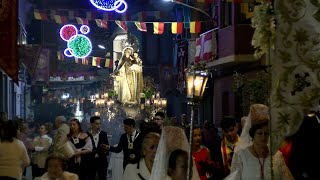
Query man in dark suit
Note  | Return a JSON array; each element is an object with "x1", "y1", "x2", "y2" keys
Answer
[
  {"x1": 106, "y1": 118, "x2": 142, "y2": 169},
  {"x1": 87, "y1": 116, "x2": 109, "y2": 180}
]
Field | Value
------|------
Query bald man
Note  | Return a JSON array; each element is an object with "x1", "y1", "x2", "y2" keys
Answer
[{"x1": 52, "y1": 116, "x2": 70, "y2": 154}]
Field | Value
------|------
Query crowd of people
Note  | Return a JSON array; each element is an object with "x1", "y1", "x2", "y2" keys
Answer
[{"x1": 0, "y1": 103, "x2": 318, "y2": 180}]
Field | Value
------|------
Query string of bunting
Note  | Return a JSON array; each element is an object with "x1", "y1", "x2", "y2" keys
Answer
[
  {"x1": 34, "y1": 9, "x2": 207, "y2": 34},
  {"x1": 57, "y1": 51, "x2": 113, "y2": 68}
]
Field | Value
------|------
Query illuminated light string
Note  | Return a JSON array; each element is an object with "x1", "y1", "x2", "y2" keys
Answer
[
  {"x1": 89, "y1": 0, "x2": 128, "y2": 14},
  {"x1": 60, "y1": 24, "x2": 92, "y2": 59}
]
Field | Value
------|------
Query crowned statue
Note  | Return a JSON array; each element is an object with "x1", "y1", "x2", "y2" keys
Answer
[{"x1": 114, "y1": 45, "x2": 143, "y2": 104}]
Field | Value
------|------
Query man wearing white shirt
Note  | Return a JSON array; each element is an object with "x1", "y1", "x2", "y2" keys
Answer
[
  {"x1": 87, "y1": 116, "x2": 109, "y2": 180},
  {"x1": 31, "y1": 123, "x2": 53, "y2": 178},
  {"x1": 107, "y1": 118, "x2": 143, "y2": 169}
]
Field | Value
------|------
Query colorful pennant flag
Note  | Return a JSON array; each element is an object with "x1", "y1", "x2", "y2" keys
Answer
[
  {"x1": 103, "y1": 12, "x2": 114, "y2": 20},
  {"x1": 121, "y1": 13, "x2": 130, "y2": 21},
  {"x1": 54, "y1": 15, "x2": 68, "y2": 24},
  {"x1": 75, "y1": 17, "x2": 89, "y2": 25},
  {"x1": 82, "y1": 57, "x2": 89, "y2": 65},
  {"x1": 57, "y1": 51, "x2": 64, "y2": 61},
  {"x1": 115, "y1": 21, "x2": 128, "y2": 31},
  {"x1": 136, "y1": 12, "x2": 146, "y2": 21},
  {"x1": 68, "y1": 11, "x2": 75, "y2": 20},
  {"x1": 34, "y1": 9, "x2": 48, "y2": 20},
  {"x1": 50, "y1": 10, "x2": 56, "y2": 20},
  {"x1": 190, "y1": 21, "x2": 201, "y2": 33},
  {"x1": 196, "y1": 0, "x2": 213, "y2": 3},
  {"x1": 153, "y1": 22, "x2": 164, "y2": 34},
  {"x1": 86, "y1": 11, "x2": 94, "y2": 20},
  {"x1": 105, "y1": 59, "x2": 113, "y2": 68},
  {"x1": 171, "y1": 22, "x2": 183, "y2": 34},
  {"x1": 227, "y1": 0, "x2": 251, "y2": 3},
  {"x1": 135, "y1": 22, "x2": 147, "y2": 32},
  {"x1": 95, "y1": 19, "x2": 108, "y2": 29},
  {"x1": 75, "y1": 57, "x2": 79, "y2": 64},
  {"x1": 92, "y1": 57, "x2": 101, "y2": 67}
]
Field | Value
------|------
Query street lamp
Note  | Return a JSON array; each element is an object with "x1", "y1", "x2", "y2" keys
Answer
[
  {"x1": 185, "y1": 64, "x2": 209, "y2": 180},
  {"x1": 163, "y1": 0, "x2": 212, "y2": 20}
]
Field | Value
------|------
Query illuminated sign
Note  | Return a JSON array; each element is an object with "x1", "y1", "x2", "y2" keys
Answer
[
  {"x1": 89, "y1": 0, "x2": 128, "y2": 13},
  {"x1": 60, "y1": 24, "x2": 92, "y2": 59}
]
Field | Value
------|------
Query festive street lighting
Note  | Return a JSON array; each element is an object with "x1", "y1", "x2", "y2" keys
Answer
[
  {"x1": 163, "y1": 0, "x2": 212, "y2": 20},
  {"x1": 185, "y1": 64, "x2": 209, "y2": 180}
]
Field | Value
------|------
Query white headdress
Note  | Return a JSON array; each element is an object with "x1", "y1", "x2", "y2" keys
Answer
[
  {"x1": 235, "y1": 104, "x2": 269, "y2": 152},
  {"x1": 150, "y1": 126, "x2": 200, "y2": 180}
]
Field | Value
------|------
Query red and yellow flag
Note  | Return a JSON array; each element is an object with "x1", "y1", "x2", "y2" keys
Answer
[
  {"x1": 190, "y1": 21, "x2": 201, "y2": 33},
  {"x1": 75, "y1": 17, "x2": 89, "y2": 25},
  {"x1": 95, "y1": 19, "x2": 108, "y2": 29},
  {"x1": 92, "y1": 57, "x2": 101, "y2": 67},
  {"x1": 115, "y1": 21, "x2": 128, "y2": 31},
  {"x1": 171, "y1": 22, "x2": 183, "y2": 34},
  {"x1": 57, "y1": 51, "x2": 64, "y2": 61},
  {"x1": 153, "y1": 22, "x2": 164, "y2": 34},
  {"x1": 54, "y1": 15, "x2": 68, "y2": 24},
  {"x1": 34, "y1": 9, "x2": 48, "y2": 20},
  {"x1": 135, "y1": 22, "x2": 147, "y2": 32},
  {"x1": 105, "y1": 59, "x2": 113, "y2": 68}
]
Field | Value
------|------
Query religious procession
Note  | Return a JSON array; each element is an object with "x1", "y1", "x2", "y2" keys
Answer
[{"x1": 1, "y1": 0, "x2": 320, "y2": 180}]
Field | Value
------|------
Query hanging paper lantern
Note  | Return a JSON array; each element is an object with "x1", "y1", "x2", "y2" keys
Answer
[{"x1": 89, "y1": 0, "x2": 128, "y2": 13}]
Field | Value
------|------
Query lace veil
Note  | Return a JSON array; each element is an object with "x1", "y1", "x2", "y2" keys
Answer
[
  {"x1": 234, "y1": 104, "x2": 269, "y2": 152},
  {"x1": 150, "y1": 126, "x2": 200, "y2": 180}
]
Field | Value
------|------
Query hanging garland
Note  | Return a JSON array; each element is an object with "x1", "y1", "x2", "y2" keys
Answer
[{"x1": 251, "y1": 0, "x2": 276, "y2": 59}]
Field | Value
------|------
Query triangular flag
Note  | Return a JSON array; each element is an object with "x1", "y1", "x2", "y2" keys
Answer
[
  {"x1": 82, "y1": 57, "x2": 89, "y2": 65},
  {"x1": 121, "y1": 13, "x2": 130, "y2": 21},
  {"x1": 92, "y1": 57, "x2": 101, "y2": 67},
  {"x1": 57, "y1": 51, "x2": 64, "y2": 61},
  {"x1": 171, "y1": 22, "x2": 183, "y2": 34},
  {"x1": 95, "y1": 19, "x2": 108, "y2": 29},
  {"x1": 34, "y1": 9, "x2": 48, "y2": 20},
  {"x1": 115, "y1": 21, "x2": 128, "y2": 31},
  {"x1": 68, "y1": 11, "x2": 75, "y2": 20},
  {"x1": 105, "y1": 59, "x2": 113, "y2": 68},
  {"x1": 75, "y1": 57, "x2": 79, "y2": 63},
  {"x1": 227, "y1": 0, "x2": 251, "y2": 2},
  {"x1": 153, "y1": 22, "x2": 164, "y2": 34},
  {"x1": 190, "y1": 21, "x2": 201, "y2": 33},
  {"x1": 197, "y1": 0, "x2": 213, "y2": 3},
  {"x1": 136, "y1": 12, "x2": 146, "y2": 21},
  {"x1": 134, "y1": 22, "x2": 147, "y2": 32},
  {"x1": 103, "y1": 12, "x2": 114, "y2": 20},
  {"x1": 75, "y1": 17, "x2": 89, "y2": 25},
  {"x1": 86, "y1": 11, "x2": 94, "y2": 20},
  {"x1": 54, "y1": 15, "x2": 68, "y2": 24}
]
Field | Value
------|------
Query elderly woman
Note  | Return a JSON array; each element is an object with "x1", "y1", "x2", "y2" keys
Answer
[
  {"x1": 123, "y1": 132, "x2": 160, "y2": 180},
  {"x1": 230, "y1": 104, "x2": 293, "y2": 180}
]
